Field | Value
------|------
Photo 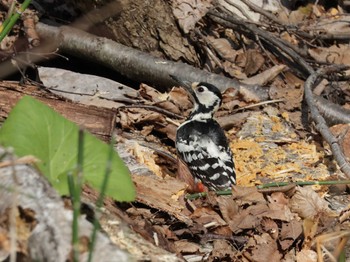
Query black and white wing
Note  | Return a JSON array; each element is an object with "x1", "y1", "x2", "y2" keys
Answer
[{"x1": 176, "y1": 120, "x2": 236, "y2": 190}]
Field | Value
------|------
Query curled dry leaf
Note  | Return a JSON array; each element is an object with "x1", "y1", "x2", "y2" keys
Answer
[
  {"x1": 290, "y1": 187, "x2": 332, "y2": 219},
  {"x1": 171, "y1": 0, "x2": 213, "y2": 33},
  {"x1": 260, "y1": 218, "x2": 279, "y2": 240}
]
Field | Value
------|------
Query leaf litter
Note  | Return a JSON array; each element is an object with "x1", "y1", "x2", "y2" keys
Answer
[
  {"x1": 115, "y1": 75, "x2": 349, "y2": 260},
  {"x1": 3, "y1": 0, "x2": 350, "y2": 261}
]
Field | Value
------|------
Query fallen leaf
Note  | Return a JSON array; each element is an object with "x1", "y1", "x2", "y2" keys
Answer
[
  {"x1": 206, "y1": 36, "x2": 237, "y2": 63},
  {"x1": 191, "y1": 207, "x2": 227, "y2": 227},
  {"x1": 244, "y1": 233, "x2": 282, "y2": 262},
  {"x1": 279, "y1": 220, "x2": 303, "y2": 250},
  {"x1": 217, "y1": 196, "x2": 239, "y2": 223},
  {"x1": 174, "y1": 240, "x2": 200, "y2": 253},
  {"x1": 260, "y1": 218, "x2": 279, "y2": 239},
  {"x1": 309, "y1": 44, "x2": 350, "y2": 65},
  {"x1": 244, "y1": 49, "x2": 265, "y2": 76},
  {"x1": 290, "y1": 187, "x2": 332, "y2": 219},
  {"x1": 209, "y1": 239, "x2": 236, "y2": 260},
  {"x1": 231, "y1": 185, "x2": 266, "y2": 204},
  {"x1": 139, "y1": 83, "x2": 168, "y2": 102},
  {"x1": 171, "y1": 0, "x2": 213, "y2": 33},
  {"x1": 296, "y1": 249, "x2": 317, "y2": 262},
  {"x1": 168, "y1": 87, "x2": 193, "y2": 112}
]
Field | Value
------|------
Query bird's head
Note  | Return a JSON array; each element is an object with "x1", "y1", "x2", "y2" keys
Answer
[{"x1": 171, "y1": 75, "x2": 222, "y2": 120}]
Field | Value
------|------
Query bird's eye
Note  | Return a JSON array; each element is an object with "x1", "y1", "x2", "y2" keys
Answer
[{"x1": 197, "y1": 87, "x2": 205, "y2": 92}]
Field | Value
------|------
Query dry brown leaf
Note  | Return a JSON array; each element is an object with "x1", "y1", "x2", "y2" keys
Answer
[
  {"x1": 244, "y1": 49, "x2": 265, "y2": 76},
  {"x1": 245, "y1": 233, "x2": 282, "y2": 262},
  {"x1": 314, "y1": 16, "x2": 350, "y2": 36},
  {"x1": 158, "y1": 123, "x2": 178, "y2": 142},
  {"x1": 0, "y1": 228, "x2": 10, "y2": 259},
  {"x1": 290, "y1": 187, "x2": 332, "y2": 219},
  {"x1": 309, "y1": 44, "x2": 350, "y2": 65},
  {"x1": 260, "y1": 218, "x2": 279, "y2": 239},
  {"x1": 209, "y1": 239, "x2": 236, "y2": 260},
  {"x1": 174, "y1": 240, "x2": 200, "y2": 253},
  {"x1": 269, "y1": 85, "x2": 303, "y2": 111},
  {"x1": 279, "y1": 220, "x2": 303, "y2": 250},
  {"x1": 222, "y1": 60, "x2": 247, "y2": 80},
  {"x1": 191, "y1": 207, "x2": 227, "y2": 227},
  {"x1": 177, "y1": 158, "x2": 197, "y2": 192},
  {"x1": 228, "y1": 204, "x2": 270, "y2": 233},
  {"x1": 296, "y1": 249, "x2": 317, "y2": 262},
  {"x1": 269, "y1": 192, "x2": 289, "y2": 206},
  {"x1": 206, "y1": 36, "x2": 237, "y2": 63},
  {"x1": 171, "y1": 0, "x2": 212, "y2": 33},
  {"x1": 217, "y1": 196, "x2": 239, "y2": 223},
  {"x1": 280, "y1": 32, "x2": 299, "y2": 45},
  {"x1": 232, "y1": 185, "x2": 266, "y2": 204},
  {"x1": 139, "y1": 83, "x2": 168, "y2": 102},
  {"x1": 155, "y1": 100, "x2": 181, "y2": 115},
  {"x1": 168, "y1": 87, "x2": 192, "y2": 112}
]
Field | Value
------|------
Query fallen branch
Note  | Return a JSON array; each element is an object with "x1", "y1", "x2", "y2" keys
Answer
[
  {"x1": 0, "y1": 22, "x2": 269, "y2": 102},
  {"x1": 314, "y1": 95, "x2": 350, "y2": 125},
  {"x1": 304, "y1": 66, "x2": 350, "y2": 178}
]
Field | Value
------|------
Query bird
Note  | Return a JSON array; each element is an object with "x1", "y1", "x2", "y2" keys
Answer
[{"x1": 171, "y1": 75, "x2": 236, "y2": 191}]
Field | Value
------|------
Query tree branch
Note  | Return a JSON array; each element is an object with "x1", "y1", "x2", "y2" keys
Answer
[{"x1": 304, "y1": 66, "x2": 350, "y2": 178}]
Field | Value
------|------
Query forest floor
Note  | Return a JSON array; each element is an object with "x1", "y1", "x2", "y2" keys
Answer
[{"x1": 1, "y1": 0, "x2": 350, "y2": 261}]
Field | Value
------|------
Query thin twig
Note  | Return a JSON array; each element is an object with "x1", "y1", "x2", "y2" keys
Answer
[{"x1": 231, "y1": 98, "x2": 284, "y2": 112}]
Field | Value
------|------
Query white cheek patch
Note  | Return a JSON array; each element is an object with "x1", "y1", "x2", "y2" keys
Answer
[{"x1": 197, "y1": 91, "x2": 219, "y2": 108}]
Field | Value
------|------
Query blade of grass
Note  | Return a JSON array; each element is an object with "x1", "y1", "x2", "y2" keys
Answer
[
  {"x1": 0, "y1": 0, "x2": 32, "y2": 42},
  {"x1": 87, "y1": 137, "x2": 115, "y2": 262},
  {"x1": 185, "y1": 180, "x2": 350, "y2": 200},
  {"x1": 72, "y1": 129, "x2": 84, "y2": 262}
]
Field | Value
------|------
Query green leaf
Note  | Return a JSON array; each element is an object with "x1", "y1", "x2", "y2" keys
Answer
[{"x1": 0, "y1": 96, "x2": 135, "y2": 201}]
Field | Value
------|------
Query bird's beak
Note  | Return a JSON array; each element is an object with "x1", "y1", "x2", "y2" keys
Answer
[{"x1": 170, "y1": 75, "x2": 196, "y2": 98}]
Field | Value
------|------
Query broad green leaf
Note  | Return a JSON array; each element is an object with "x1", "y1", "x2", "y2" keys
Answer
[{"x1": 0, "y1": 96, "x2": 135, "y2": 201}]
